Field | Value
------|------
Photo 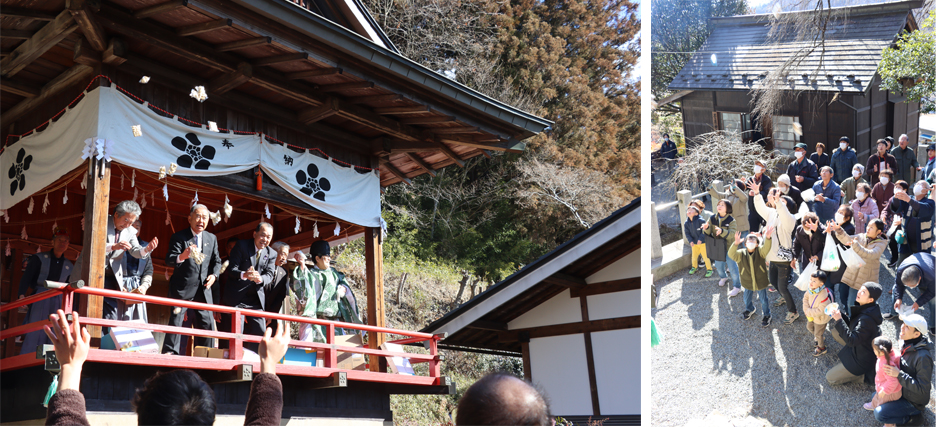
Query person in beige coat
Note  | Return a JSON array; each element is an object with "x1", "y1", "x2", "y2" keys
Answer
[
  {"x1": 802, "y1": 270, "x2": 834, "y2": 356},
  {"x1": 752, "y1": 182, "x2": 799, "y2": 324},
  {"x1": 829, "y1": 218, "x2": 889, "y2": 312}
]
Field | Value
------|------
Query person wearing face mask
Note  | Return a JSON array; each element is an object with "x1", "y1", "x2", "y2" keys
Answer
[
  {"x1": 882, "y1": 181, "x2": 912, "y2": 267},
  {"x1": 923, "y1": 145, "x2": 935, "y2": 185},
  {"x1": 810, "y1": 142, "x2": 830, "y2": 171},
  {"x1": 850, "y1": 182, "x2": 879, "y2": 234},
  {"x1": 889, "y1": 134, "x2": 921, "y2": 184},
  {"x1": 872, "y1": 169, "x2": 896, "y2": 214},
  {"x1": 813, "y1": 166, "x2": 842, "y2": 224},
  {"x1": 660, "y1": 133, "x2": 677, "y2": 163},
  {"x1": 751, "y1": 182, "x2": 799, "y2": 325},
  {"x1": 792, "y1": 213, "x2": 826, "y2": 275},
  {"x1": 831, "y1": 136, "x2": 858, "y2": 184},
  {"x1": 873, "y1": 314, "x2": 932, "y2": 427},
  {"x1": 775, "y1": 174, "x2": 803, "y2": 212},
  {"x1": 828, "y1": 218, "x2": 889, "y2": 318},
  {"x1": 886, "y1": 181, "x2": 935, "y2": 267},
  {"x1": 703, "y1": 199, "x2": 739, "y2": 291},
  {"x1": 786, "y1": 142, "x2": 819, "y2": 192},
  {"x1": 709, "y1": 179, "x2": 751, "y2": 237},
  {"x1": 824, "y1": 205, "x2": 856, "y2": 313},
  {"x1": 730, "y1": 226, "x2": 775, "y2": 327},
  {"x1": 866, "y1": 139, "x2": 898, "y2": 187},
  {"x1": 747, "y1": 160, "x2": 773, "y2": 230},
  {"x1": 839, "y1": 164, "x2": 867, "y2": 206}
]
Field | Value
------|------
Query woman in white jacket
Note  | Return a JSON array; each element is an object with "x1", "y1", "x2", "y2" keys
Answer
[{"x1": 751, "y1": 182, "x2": 800, "y2": 325}]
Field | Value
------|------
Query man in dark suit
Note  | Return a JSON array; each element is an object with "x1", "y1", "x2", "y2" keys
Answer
[
  {"x1": 161, "y1": 204, "x2": 222, "y2": 355},
  {"x1": 265, "y1": 241, "x2": 291, "y2": 335},
  {"x1": 221, "y1": 222, "x2": 276, "y2": 352}
]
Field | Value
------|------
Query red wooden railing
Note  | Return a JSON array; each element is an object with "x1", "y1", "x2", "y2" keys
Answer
[{"x1": 1, "y1": 281, "x2": 444, "y2": 387}]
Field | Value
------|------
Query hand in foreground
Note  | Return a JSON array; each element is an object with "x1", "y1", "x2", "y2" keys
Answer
[
  {"x1": 815, "y1": 193, "x2": 826, "y2": 203},
  {"x1": 115, "y1": 241, "x2": 133, "y2": 251},
  {"x1": 43, "y1": 310, "x2": 90, "y2": 391},
  {"x1": 796, "y1": 175, "x2": 804, "y2": 183},
  {"x1": 204, "y1": 274, "x2": 216, "y2": 289},
  {"x1": 733, "y1": 231, "x2": 743, "y2": 246},
  {"x1": 831, "y1": 308, "x2": 842, "y2": 321},
  {"x1": 882, "y1": 365, "x2": 899, "y2": 378},
  {"x1": 763, "y1": 225, "x2": 775, "y2": 240},
  {"x1": 180, "y1": 244, "x2": 194, "y2": 261},
  {"x1": 145, "y1": 237, "x2": 159, "y2": 253},
  {"x1": 259, "y1": 321, "x2": 290, "y2": 375},
  {"x1": 895, "y1": 191, "x2": 911, "y2": 202}
]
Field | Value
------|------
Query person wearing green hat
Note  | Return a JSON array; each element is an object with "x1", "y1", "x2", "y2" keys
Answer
[
  {"x1": 786, "y1": 142, "x2": 818, "y2": 192},
  {"x1": 289, "y1": 240, "x2": 363, "y2": 342}
]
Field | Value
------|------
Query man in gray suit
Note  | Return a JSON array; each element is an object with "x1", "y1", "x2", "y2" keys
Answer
[
  {"x1": 162, "y1": 204, "x2": 222, "y2": 355},
  {"x1": 74, "y1": 200, "x2": 158, "y2": 329}
]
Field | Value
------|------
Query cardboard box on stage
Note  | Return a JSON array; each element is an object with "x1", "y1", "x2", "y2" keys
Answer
[
  {"x1": 279, "y1": 347, "x2": 322, "y2": 367},
  {"x1": 194, "y1": 346, "x2": 229, "y2": 359},
  {"x1": 106, "y1": 327, "x2": 159, "y2": 353},
  {"x1": 335, "y1": 334, "x2": 366, "y2": 371},
  {"x1": 380, "y1": 342, "x2": 415, "y2": 375}
]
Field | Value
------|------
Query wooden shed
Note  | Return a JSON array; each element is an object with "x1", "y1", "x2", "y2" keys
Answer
[
  {"x1": 0, "y1": 0, "x2": 549, "y2": 424},
  {"x1": 423, "y1": 200, "x2": 641, "y2": 425},
  {"x1": 665, "y1": 0, "x2": 923, "y2": 167}
]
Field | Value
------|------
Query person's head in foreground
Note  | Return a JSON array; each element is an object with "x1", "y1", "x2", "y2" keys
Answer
[
  {"x1": 900, "y1": 314, "x2": 928, "y2": 343},
  {"x1": 456, "y1": 373, "x2": 551, "y2": 425},
  {"x1": 856, "y1": 282, "x2": 882, "y2": 307},
  {"x1": 133, "y1": 370, "x2": 216, "y2": 425}
]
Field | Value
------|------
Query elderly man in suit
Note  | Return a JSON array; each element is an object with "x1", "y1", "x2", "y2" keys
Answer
[
  {"x1": 161, "y1": 204, "x2": 222, "y2": 355},
  {"x1": 74, "y1": 200, "x2": 158, "y2": 330},
  {"x1": 221, "y1": 222, "x2": 276, "y2": 352}
]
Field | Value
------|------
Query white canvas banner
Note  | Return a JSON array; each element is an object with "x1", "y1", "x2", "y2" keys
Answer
[
  {"x1": 0, "y1": 89, "x2": 99, "y2": 210},
  {"x1": 98, "y1": 87, "x2": 261, "y2": 175},
  {"x1": 260, "y1": 142, "x2": 381, "y2": 227}
]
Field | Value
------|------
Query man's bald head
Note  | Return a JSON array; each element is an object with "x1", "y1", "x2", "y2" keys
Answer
[{"x1": 456, "y1": 373, "x2": 550, "y2": 425}]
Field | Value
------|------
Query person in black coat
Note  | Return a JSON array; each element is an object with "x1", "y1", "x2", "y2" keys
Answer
[
  {"x1": 221, "y1": 222, "x2": 276, "y2": 352},
  {"x1": 826, "y1": 283, "x2": 884, "y2": 386},
  {"x1": 265, "y1": 241, "x2": 291, "y2": 336},
  {"x1": 791, "y1": 213, "x2": 825, "y2": 274},
  {"x1": 810, "y1": 142, "x2": 831, "y2": 171},
  {"x1": 787, "y1": 142, "x2": 819, "y2": 192},
  {"x1": 161, "y1": 205, "x2": 222, "y2": 355}
]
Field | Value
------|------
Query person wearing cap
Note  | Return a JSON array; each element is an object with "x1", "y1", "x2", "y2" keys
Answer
[
  {"x1": 883, "y1": 253, "x2": 935, "y2": 335},
  {"x1": 786, "y1": 142, "x2": 818, "y2": 192},
  {"x1": 873, "y1": 314, "x2": 932, "y2": 426},
  {"x1": 826, "y1": 282, "x2": 884, "y2": 386},
  {"x1": 290, "y1": 240, "x2": 363, "y2": 342},
  {"x1": 809, "y1": 142, "x2": 830, "y2": 171},
  {"x1": 866, "y1": 139, "x2": 898, "y2": 187},
  {"x1": 812, "y1": 166, "x2": 842, "y2": 224},
  {"x1": 890, "y1": 134, "x2": 921, "y2": 184},
  {"x1": 775, "y1": 174, "x2": 803, "y2": 212},
  {"x1": 18, "y1": 228, "x2": 73, "y2": 355},
  {"x1": 839, "y1": 163, "x2": 867, "y2": 206},
  {"x1": 746, "y1": 160, "x2": 773, "y2": 231},
  {"x1": 830, "y1": 136, "x2": 858, "y2": 184},
  {"x1": 730, "y1": 226, "x2": 775, "y2": 327}
]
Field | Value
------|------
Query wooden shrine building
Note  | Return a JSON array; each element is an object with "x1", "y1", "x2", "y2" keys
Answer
[
  {"x1": 662, "y1": 0, "x2": 924, "y2": 169},
  {"x1": 423, "y1": 200, "x2": 641, "y2": 425},
  {"x1": 0, "y1": 0, "x2": 550, "y2": 424}
]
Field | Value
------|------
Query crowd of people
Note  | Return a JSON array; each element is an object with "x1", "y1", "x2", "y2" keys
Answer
[
  {"x1": 682, "y1": 135, "x2": 935, "y2": 426},
  {"x1": 17, "y1": 200, "x2": 364, "y2": 356}
]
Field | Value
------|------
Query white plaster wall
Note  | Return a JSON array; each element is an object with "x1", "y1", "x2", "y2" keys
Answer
[
  {"x1": 588, "y1": 289, "x2": 640, "y2": 320},
  {"x1": 591, "y1": 328, "x2": 640, "y2": 415},
  {"x1": 529, "y1": 334, "x2": 593, "y2": 416},
  {"x1": 585, "y1": 248, "x2": 640, "y2": 283},
  {"x1": 507, "y1": 289, "x2": 581, "y2": 330}
]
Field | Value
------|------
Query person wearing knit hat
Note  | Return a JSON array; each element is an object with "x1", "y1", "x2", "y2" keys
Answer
[
  {"x1": 18, "y1": 227, "x2": 73, "y2": 355},
  {"x1": 874, "y1": 313, "x2": 932, "y2": 426},
  {"x1": 775, "y1": 173, "x2": 804, "y2": 212},
  {"x1": 787, "y1": 142, "x2": 819, "y2": 192},
  {"x1": 826, "y1": 282, "x2": 884, "y2": 386},
  {"x1": 684, "y1": 204, "x2": 712, "y2": 277},
  {"x1": 839, "y1": 163, "x2": 867, "y2": 206}
]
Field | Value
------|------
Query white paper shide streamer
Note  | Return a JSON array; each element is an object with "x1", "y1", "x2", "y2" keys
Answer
[
  {"x1": 334, "y1": 221, "x2": 340, "y2": 236},
  {"x1": 294, "y1": 216, "x2": 301, "y2": 234},
  {"x1": 5, "y1": 240, "x2": 10, "y2": 257},
  {"x1": 209, "y1": 210, "x2": 221, "y2": 226},
  {"x1": 42, "y1": 194, "x2": 50, "y2": 214},
  {"x1": 264, "y1": 204, "x2": 271, "y2": 219},
  {"x1": 52, "y1": 221, "x2": 58, "y2": 234},
  {"x1": 131, "y1": 170, "x2": 136, "y2": 188},
  {"x1": 163, "y1": 184, "x2": 169, "y2": 201},
  {"x1": 62, "y1": 189, "x2": 68, "y2": 205},
  {"x1": 313, "y1": 221, "x2": 319, "y2": 238},
  {"x1": 21, "y1": 226, "x2": 28, "y2": 240},
  {"x1": 191, "y1": 190, "x2": 198, "y2": 207},
  {"x1": 27, "y1": 198, "x2": 34, "y2": 215}
]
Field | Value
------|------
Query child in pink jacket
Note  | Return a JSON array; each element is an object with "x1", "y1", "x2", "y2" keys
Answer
[{"x1": 864, "y1": 336, "x2": 901, "y2": 415}]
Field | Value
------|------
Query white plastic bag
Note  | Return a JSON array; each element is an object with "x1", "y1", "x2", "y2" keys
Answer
[
  {"x1": 794, "y1": 261, "x2": 817, "y2": 291},
  {"x1": 801, "y1": 188, "x2": 816, "y2": 203},
  {"x1": 820, "y1": 233, "x2": 841, "y2": 271},
  {"x1": 841, "y1": 246, "x2": 866, "y2": 270}
]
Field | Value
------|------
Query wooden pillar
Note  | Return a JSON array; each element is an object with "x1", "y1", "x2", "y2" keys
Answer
[
  {"x1": 580, "y1": 296, "x2": 601, "y2": 416},
  {"x1": 79, "y1": 156, "x2": 110, "y2": 338},
  {"x1": 520, "y1": 340, "x2": 532, "y2": 381},
  {"x1": 364, "y1": 227, "x2": 385, "y2": 372}
]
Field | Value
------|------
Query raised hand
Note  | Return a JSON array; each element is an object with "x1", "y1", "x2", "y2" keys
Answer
[
  {"x1": 259, "y1": 321, "x2": 290, "y2": 375},
  {"x1": 763, "y1": 225, "x2": 775, "y2": 240},
  {"x1": 145, "y1": 237, "x2": 159, "y2": 253},
  {"x1": 734, "y1": 231, "x2": 743, "y2": 246},
  {"x1": 180, "y1": 244, "x2": 194, "y2": 261},
  {"x1": 43, "y1": 310, "x2": 90, "y2": 391}
]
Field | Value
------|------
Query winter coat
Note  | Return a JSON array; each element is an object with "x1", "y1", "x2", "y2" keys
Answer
[
  {"x1": 729, "y1": 238, "x2": 772, "y2": 291},
  {"x1": 884, "y1": 197, "x2": 935, "y2": 254},
  {"x1": 793, "y1": 224, "x2": 826, "y2": 268},
  {"x1": 753, "y1": 194, "x2": 796, "y2": 263},
  {"x1": 871, "y1": 182, "x2": 895, "y2": 214},
  {"x1": 839, "y1": 176, "x2": 866, "y2": 206},
  {"x1": 897, "y1": 338, "x2": 934, "y2": 411},
  {"x1": 747, "y1": 174, "x2": 773, "y2": 231},
  {"x1": 802, "y1": 285, "x2": 833, "y2": 324},
  {"x1": 865, "y1": 153, "x2": 898, "y2": 187},
  {"x1": 660, "y1": 139, "x2": 677, "y2": 160},
  {"x1": 890, "y1": 145, "x2": 919, "y2": 184},
  {"x1": 834, "y1": 301, "x2": 884, "y2": 383},
  {"x1": 893, "y1": 253, "x2": 934, "y2": 307},
  {"x1": 924, "y1": 156, "x2": 936, "y2": 185},
  {"x1": 810, "y1": 152, "x2": 830, "y2": 171},
  {"x1": 684, "y1": 215, "x2": 706, "y2": 245},
  {"x1": 709, "y1": 185, "x2": 751, "y2": 233},
  {"x1": 850, "y1": 196, "x2": 879, "y2": 235},
  {"x1": 832, "y1": 228, "x2": 887, "y2": 290},
  {"x1": 703, "y1": 214, "x2": 736, "y2": 262},
  {"x1": 787, "y1": 158, "x2": 818, "y2": 191},
  {"x1": 831, "y1": 147, "x2": 858, "y2": 184},
  {"x1": 874, "y1": 351, "x2": 902, "y2": 398},
  {"x1": 823, "y1": 221, "x2": 855, "y2": 286},
  {"x1": 812, "y1": 179, "x2": 842, "y2": 223},
  {"x1": 781, "y1": 185, "x2": 804, "y2": 213}
]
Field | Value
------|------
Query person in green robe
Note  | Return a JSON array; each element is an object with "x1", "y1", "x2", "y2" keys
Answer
[{"x1": 290, "y1": 240, "x2": 362, "y2": 342}]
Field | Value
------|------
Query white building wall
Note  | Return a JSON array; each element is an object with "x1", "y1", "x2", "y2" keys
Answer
[
  {"x1": 585, "y1": 248, "x2": 640, "y2": 283},
  {"x1": 529, "y1": 334, "x2": 593, "y2": 416},
  {"x1": 507, "y1": 289, "x2": 581, "y2": 330},
  {"x1": 588, "y1": 289, "x2": 640, "y2": 320},
  {"x1": 591, "y1": 328, "x2": 640, "y2": 414}
]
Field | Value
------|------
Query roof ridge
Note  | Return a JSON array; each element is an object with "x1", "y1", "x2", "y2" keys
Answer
[{"x1": 711, "y1": 0, "x2": 922, "y2": 25}]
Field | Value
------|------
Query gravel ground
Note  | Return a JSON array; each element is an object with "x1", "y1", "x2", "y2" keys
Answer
[{"x1": 651, "y1": 249, "x2": 936, "y2": 427}]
